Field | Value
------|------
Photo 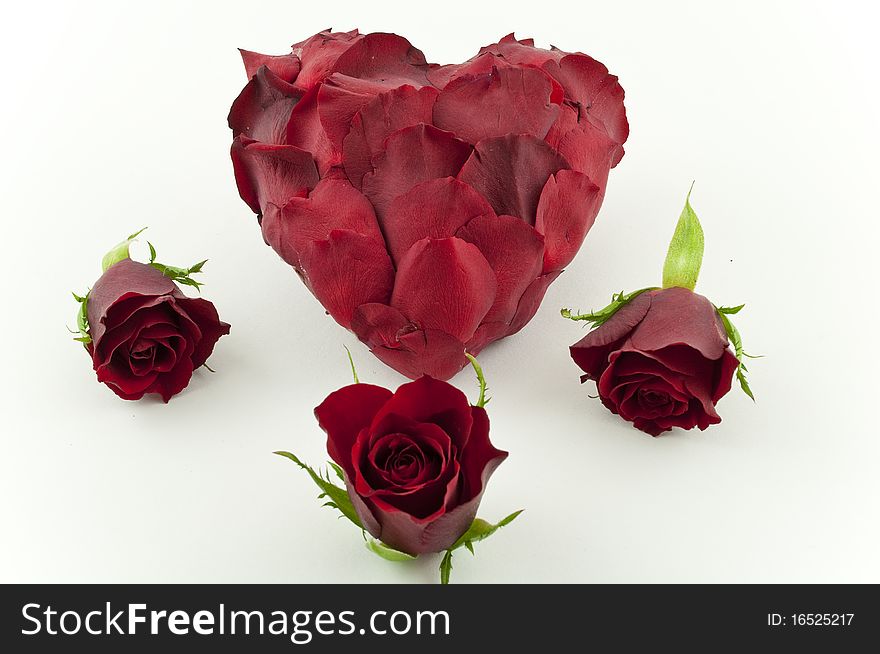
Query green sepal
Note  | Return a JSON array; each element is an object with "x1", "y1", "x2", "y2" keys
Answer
[
  {"x1": 662, "y1": 184, "x2": 704, "y2": 290},
  {"x1": 344, "y1": 346, "x2": 359, "y2": 384},
  {"x1": 439, "y1": 550, "x2": 453, "y2": 585},
  {"x1": 71, "y1": 291, "x2": 91, "y2": 346},
  {"x1": 147, "y1": 241, "x2": 207, "y2": 291},
  {"x1": 273, "y1": 451, "x2": 363, "y2": 529},
  {"x1": 101, "y1": 227, "x2": 147, "y2": 272},
  {"x1": 561, "y1": 288, "x2": 657, "y2": 328},
  {"x1": 715, "y1": 304, "x2": 758, "y2": 401},
  {"x1": 439, "y1": 510, "x2": 523, "y2": 584},
  {"x1": 464, "y1": 353, "x2": 489, "y2": 407},
  {"x1": 366, "y1": 539, "x2": 417, "y2": 562}
]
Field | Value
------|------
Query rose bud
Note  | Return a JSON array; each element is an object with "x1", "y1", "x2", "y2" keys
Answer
[
  {"x1": 73, "y1": 230, "x2": 230, "y2": 402},
  {"x1": 316, "y1": 374, "x2": 507, "y2": 555},
  {"x1": 276, "y1": 356, "x2": 520, "y2": 583},
  {"x1": 229, "y1": 31, "x2": 628, "y2": 380},
  {"x1": 563, "y1": 187, "x2": 756, "y2": 436}
]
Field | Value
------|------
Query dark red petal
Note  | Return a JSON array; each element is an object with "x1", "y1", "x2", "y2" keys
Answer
[
  {"x1": 426, "y1": 53, "x2": 513, "y2": 89},
  {"x1": 507, "y1": 270, "x2": 562, "y2": 336},
  {"x1": 299, "y1": 229, "x2": 395, "y2": 329},
  {"x1": 87, "y1": 260, "x2": 177, "y2": 345},
  {"x1": 316, "y1": 74, "x2": 400, "y2": 154},
  {"x1": 382, "y1": 177, "x2": 495, "y2": 266},
  {"x1": 172, "y1": 297, "x2": 230, "y2": 368},
  {"x1": 351, "y1": 304, "x2": 468, "y2": 380},
  {"x1": 464, "y1": 321, "x2": 509, "y2": 355},
  {"x1": 362, "y1": 124, "x2": 472, "y2": 220},
  {"x1": 369, "y1": 375, "x2": 474, "y2": 449},
  {"x1": 342, "y1": 85, "x2": 438, "y2": 189},
  {"x1": 602, "y1": 349, "x2": 690, "y2": 396},
  {"x1": 228, "y1": 66, "x2": 299, "y2": 145},
  {"x1": 285, "y1": 84, "x2": 337, "y2": 175},
  {"x1": 291, "y1": 29, "x2": 365, "y2": 91},
  {"x1": 535, "y1": 169, "x2": 602, "y2": 273},
  {"x1": 457, "y1": 134, "x2": 568, "y2": 223},
  {"x1": 456, "y1": 214, "x2": 545, "y2": 325},
  {"x1": 391, "y1": 237, "x2": 496, "y2": 344},
  {"x1": 478, "y1": 34, "x2": 562, "y2": 68},
  {"x1": 239, "y1": 49, "x2": 302, "y2": 83},
  {"x1": 544, "y1": 103, "x2": 616, "y2": 191},
  {"x1": 433, "y1": 66, "x2": 561, "y2": 144},
  {"x1": 230, "y1": 135, "x2": 319, "y2": 215},
  {"x1": 261, "y1": 176, "x2": 384, "y2": 269},
  {"x1": 331, "y1": 32, "x2": 429, "y2": 87},
  {"x1": 315, "y1": 383, "x2": 394, "y2": 477},
  {"x1": 569, "y1": 291, "x2": 653, "y2": 381},
  {"x1": 458, "y1": 406, "x2": 508, "y2": 502},
  {"x1": 145, "y1": 357, "x2": 195, "y2": 403},
  {"x1": 542, "y1": 54, "x2": 629, "y2": 150},
  {"x1": 629, "y1": 288, "x2": 730, "y2": 360},
  {"x1": 713, "y1": 349, "x2": 740, "y2": 403}
]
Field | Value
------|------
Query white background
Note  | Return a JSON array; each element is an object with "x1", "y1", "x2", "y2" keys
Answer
[{"x1": 1, "y1": 0, "x2": 878, "y2": 583}]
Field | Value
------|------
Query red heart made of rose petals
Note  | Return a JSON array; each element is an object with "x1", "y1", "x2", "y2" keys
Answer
[{"x1": 229, "y1": 30, "x2": 628, "y2": 380}]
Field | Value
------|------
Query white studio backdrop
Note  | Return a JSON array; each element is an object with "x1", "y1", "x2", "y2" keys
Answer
[{"x1": 1, "y1": 0, "x2": 878, "y2": 582}]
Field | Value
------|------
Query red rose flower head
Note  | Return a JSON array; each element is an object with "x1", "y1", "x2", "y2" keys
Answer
[
  {"x1": 315, "y1": 375, "x2": 507, "y2": 555},
  {"x1": 229, "y1": 30, "x2": 628, "y2": 380},
  {"x1": 564, "y1": 188, "x2": 756, "y2": 436},
  {"x1": 74, "y1": 232, "x2": 229, "y2": 402}
]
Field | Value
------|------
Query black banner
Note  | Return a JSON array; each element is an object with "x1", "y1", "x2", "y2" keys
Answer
[{"x1": 1, "y1": 584, "x2": 875, "y2": 651}]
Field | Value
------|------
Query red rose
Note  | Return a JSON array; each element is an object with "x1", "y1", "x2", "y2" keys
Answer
[
  {"x1": 85, "y1": 259, "x2": 230, "y2": 401},
  {"x1": 229, "y1": 30, "x2": 628, "y2": 380},
  {"x1": 570, "y1": 287, "x2": 739, "y2": 436},
  {"x1": 314, "y1": 376, "x2": 507, "y2": 555}
]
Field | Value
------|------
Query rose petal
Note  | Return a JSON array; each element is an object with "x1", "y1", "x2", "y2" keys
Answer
[
  {"x1": 433, "y1": 65, "x2": 561, "y2": 144},
  {"x1": 316, "y1": 74, "x2": 402, "y2": 155},
  {"x1": 368, "y1": 375, "x2": 474, "y2": 449},
  {"x1": 342, "y1": 85, "x2": 438, "y2": 189},
  {"x1": 285, "y1": 85, "x2": 337, "y2": 175},
  {"x1": 351, "y1": 304, "x2": 467, "y2": 380},
  {"x1": 228, "y1": 66, "x2": 299, "y2": 145},
  {"x1": 362, "y1": 124, "x2": 472, "y2": 220},
  {"x1": 315, "y1": 382, "x2": 394, "y2": 477},
  {"x1": 291, "y1": 29, "x2": 365, "y2": 91},
  {"x1": 535, "y1": 169, "x2": 602, "y2": 273},
  {"x1": 391, "y1": 237, "x2": 496, "y2": 343},
  {"x1": 456, "y1": 214, "x2": 545, "y2": 325},
  {"x1": 239, "y1": 49, "x2": 302, "y2": 83},
  {"x1": 382, "y1": 177, "x2": 495, "y2": 266},
  {"x1": 569, "y1": 291, "x2": 653, "y2": 381},
  {"x1": 262, "y1": 176, "x2": 384, "y2": 269},
  {"x1": 542, "y1": 53, "x2": 629, "y2": 152},
  {"x1": 171, "y1": 298, "x2": 231, "y2": 368},
  {"x1": 231, "y1": 135, "x2": 319, "y2": 215},
  {"x1": 331, "y1": 32, "x2": 429, "y2": 87},
  {"x1": 545, "y1": 103, "x2": 616, "y2": 191},
  {"x1": 457, "y1": 134, "x2": 568, "y2": 222},
  {"x1": 506, "y1": 271, "x2": 562, "y2": 336},
  {"x1": 629, "y1": 288, "x2": 730, "y2": 361},
  {"x1": 299, "y1": 229, "x2": 395, "y2": 329}
]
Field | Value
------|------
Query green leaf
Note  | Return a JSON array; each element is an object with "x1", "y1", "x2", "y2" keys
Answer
[
  {"x1": 662, "y1": 183, "x2": 704, "y2": 291},
  {"x1": 450, "y1": 510, "x2": 523, "y2": 551},
  {"x1": 715, "y1": 306, "x2": 757, "y2": 401},
  {"x1": 101, "y1": 227, "x2": 147, "y2": 272},
  {"x1": 464, "y1": 353, "x2": 489, "y2": 407},
  {"x1": 561, "y1": 288, "x2": 657, "y2": 329},
  {"x1": 147, "y1": 241, "x2": 157, "y2": 263},
  {"x1": 71, "y1": 290, "x2": 91, "y2": 345},
  {"x1": 273, "y1": 451, "x2": 363, "y2": 529},
  {"x1": 439, "y1": 550, "x2": 453, "y2": 585},
  {"x1": 344, "y1": 346, "x2": 359, "y2": 384},
  {"x1": 366, "y1": 539, "x2": 417, "y2": 562}
]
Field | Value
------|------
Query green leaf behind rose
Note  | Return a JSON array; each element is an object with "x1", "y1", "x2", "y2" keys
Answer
[
  {"x1": 561, "y1": 288, "x2": 656, "y2": 328},
  {"x1": 715, "y1": 304, "x2": 759, "y2": 400},
  {"x1": 274, "y1": 451, "x2": 363, "y2": 529},
  {"x1": 662, "y1": 183, "x2": 704, "y2": 291},
  {"x1": 70, "y1": 291, "x2": 91, "y2": 346},
  {"x1": 439, "y1": 510, "x2": 523, "y2": 585},
  {"x1": 366, "y1": 539, "x2": 416, "y2": 562}
]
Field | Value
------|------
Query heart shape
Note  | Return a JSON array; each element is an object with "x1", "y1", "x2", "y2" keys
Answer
[{"x1": 229, "y1": 30, "x2": 628, "y2": 380}]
